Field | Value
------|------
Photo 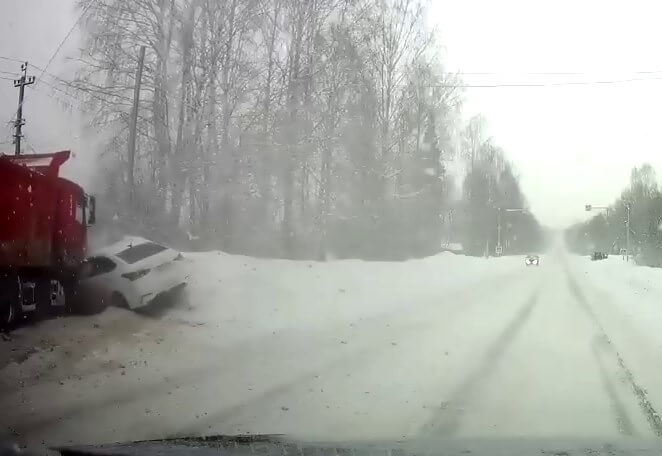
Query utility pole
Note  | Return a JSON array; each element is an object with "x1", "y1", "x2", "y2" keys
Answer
[
  {"x1": 127, "y1": 46, "x2": 146, "y2": 202},
  {"x1": 626, "y1": 203, "x2": 631, "y2": 262},
  {"x1": 496, "y1": 208, "x2": 502, "y2": 256},
  {"x1": 13, "y1": 62, "x2": 35, "y2": 156}
]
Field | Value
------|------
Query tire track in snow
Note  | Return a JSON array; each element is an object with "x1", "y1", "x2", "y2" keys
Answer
[
  {"x1": 180, "y1": 270, "x2": 530, "y2": 437},
  {"x1": 591, "y1": 336, "x2": 635, "y2": 436},
  {"x1": 566, "y1": 272, "x2": 662, "y2": 437},
  {"x1": 6, "y1": 268, "x2": 524, "y2": 442},
  {"x1": 419, "y1": 289, "x2": 540, "y2": 437},
  {"x1": 5, "y1": 263, "x2": 531, "y2": 444}
]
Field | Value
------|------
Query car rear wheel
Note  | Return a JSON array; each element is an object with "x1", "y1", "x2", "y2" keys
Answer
[
  {"x1": 70, "y1": 283, "x2": 109, "y2": 315},
  {"x1": 111, "y1": 292, "x2": 130, "y2": 309}
]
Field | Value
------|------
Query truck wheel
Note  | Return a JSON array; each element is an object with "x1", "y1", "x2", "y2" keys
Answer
[
  {"x1": 70, "y1": 285, "x2": 108, "y2": 315},
  {"x1": 0, "y1": 275, "x2": 21, "y2": 330},
  {"x1": 32, "y1": 279, "x2": 67, "y2": 320},
  {"x1": 33, "y1": 279, "x2": 56, "y2": 321},
  {"x1": 61, "y1": 281, "x2": 78, "y2": 315},
  {"x1": 0, "y1": 297, "x2": 18, "y2": 330}
]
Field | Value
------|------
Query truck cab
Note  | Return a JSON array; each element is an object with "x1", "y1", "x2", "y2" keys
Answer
[{"x1": 0, "y1": 150, "x2": 96, "y2": 328}]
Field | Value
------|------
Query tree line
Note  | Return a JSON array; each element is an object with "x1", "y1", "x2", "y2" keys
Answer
[
  {"x1": 455, "y1": 116, "x2": 546, "y2": 256},
  {"x1": 70, "y1": 0, "x2": 544, "y2": 260},
  {"x1": 566, "y1": 163, "x2": 662, "y2": 266}
]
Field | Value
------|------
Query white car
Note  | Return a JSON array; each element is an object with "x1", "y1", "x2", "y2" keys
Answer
[
  {"x1": 525, "y1": 254, "x2": 540, "y2": 266},
  {"x1": 79, "y1": 236, "x2": 187, "y2": 310}
]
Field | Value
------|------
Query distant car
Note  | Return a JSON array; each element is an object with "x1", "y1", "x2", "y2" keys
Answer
[
  {"x1": 78, "y1": 236, "x2": 187, "y2": 310},
  {"x1": 525, "y1": 254, "x2": 540, "y2": 266},
  {"x1": 591, "y1": 251, "x2": 608, "y2": 261}
]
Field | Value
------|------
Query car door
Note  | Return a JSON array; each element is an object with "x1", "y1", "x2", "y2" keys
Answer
[{"x1": 79, "y1": 256, "x2": 120, "y2": 301}]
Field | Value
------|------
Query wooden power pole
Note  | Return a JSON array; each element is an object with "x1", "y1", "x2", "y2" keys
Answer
[
  {"x1": 13, "y1": 62, "x2": 35, "y2": 155},
  {"x1": 127, "y1": 46, "x2": 146, "y2": 201}
]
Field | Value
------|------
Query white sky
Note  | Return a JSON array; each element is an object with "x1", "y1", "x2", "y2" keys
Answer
[
  {"x1": 2, "y1": 0, "x2": 662, "y2": 227},
  {"x1": 429, "y1": 0, "x2": 662, "y2": 227},
  {"x1": 0, "y1": 0, "x2": 91, "y2": 187}
]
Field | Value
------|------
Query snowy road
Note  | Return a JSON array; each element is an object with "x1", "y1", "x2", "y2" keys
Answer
[{"x1": 3, "y1": 246, "x2": 662, "y2": 448}]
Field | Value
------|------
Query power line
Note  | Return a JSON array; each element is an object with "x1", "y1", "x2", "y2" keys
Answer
[
  {"x1": 25, "y1": 62, "x2": 137, "y2": 105},
  {"x1": 28, "y1": 63, "x2": 68, "y2": 85},
  {"x1": 24, "y1": 49, "x2": 662, "y2": 87},
  {"x1": 453, "y1": 70, "x2": 662, "y2": 76},
  {"x1": 426, "y1": 76, "x2": 662, "y2": 88},
  {"x1": 29, "y1": 85, "x2": 79, "y2": 111},
  {"x1": 324, "y1": 75, "x2": 662, "y2": 90},
  {"x1": 0, "y1": 56, "x2": 24, "y2": 64},
  {"x1": 33, "y1": 77, "x2": 77, "y2": 99},
  {"x1": 34, "y1": 0, "x2": 97, "y2": 87},
  {"x1": 0, "y1": 61, "x2": 24, "y2": 131}
]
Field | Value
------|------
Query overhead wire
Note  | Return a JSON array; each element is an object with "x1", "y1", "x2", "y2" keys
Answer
[
  {"x1": 426, "y1": 76, "x2": 662, "y2": 88},
  {"x1": 26, "y1": 62, "x2": 138, "y2": 107},
  {"x1": 452, "y1": 70, "x2": 662, "y2": 76},
  {"x1": 0, "y1": 56, "x2": 24, "y2": 64},
  {"x1": 29, "y1": 85, "x2": 79, "y2": 111},
  {"x1": 34, "y1": 0, "x2": 98, "y2": 88},
  {"x1": 29, "y1": 63, "x2": 69, "y2": 85},
  {"x1": 0, "y1": 1, "x2": 96, "y2": 148}
]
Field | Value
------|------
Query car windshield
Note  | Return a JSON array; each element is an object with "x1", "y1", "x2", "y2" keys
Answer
[
  {"x1": 5, "y1": 0, "x2": 662, "y2": 453},
  {"x1": 116, "y1": 242, "x2": 167, "y2": 264}
]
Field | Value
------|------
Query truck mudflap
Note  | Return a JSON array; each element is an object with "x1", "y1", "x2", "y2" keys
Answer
[
  {"x1": 0, "y1": 273, "x2": 21, "y2": 329},
  {"x1": 50, "y1": 280, "x2": 67, "y2": 307}
]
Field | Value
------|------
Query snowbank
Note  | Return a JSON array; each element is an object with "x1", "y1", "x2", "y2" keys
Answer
[
  {"x1": 1, "y1": 251, "x2": 527, "y2": 448},
  {"x1": 568, "y1": 254, "x2": 662, "y2": 418},
  {"x1": 571, "y1": 255, "x2": 662, "y2": 346},
  {"x1": 167, "y1": 251, "x2": 524, "y2": 345}
]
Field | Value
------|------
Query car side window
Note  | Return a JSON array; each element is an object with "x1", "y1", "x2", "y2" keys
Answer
[{"x1": 81, "y1": 256, "x2": 117, "y2": 278}]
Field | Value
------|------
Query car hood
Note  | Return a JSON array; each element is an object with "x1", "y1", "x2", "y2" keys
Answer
[{"x1": 55, "y1": 435, "x2": 662, "y2": 456}]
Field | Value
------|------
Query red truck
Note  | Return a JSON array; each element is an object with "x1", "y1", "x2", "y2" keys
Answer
[{"x1": 0, "y1": 150, "x2": 96, "y2": 328}]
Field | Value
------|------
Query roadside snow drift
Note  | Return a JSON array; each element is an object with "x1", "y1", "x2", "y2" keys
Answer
[
  {"x1": 0, "y1": 251, "x2": 526, "y2": 447},
  {"x1": 172, "y1": 251, "x2": 525, "y2": 343}
]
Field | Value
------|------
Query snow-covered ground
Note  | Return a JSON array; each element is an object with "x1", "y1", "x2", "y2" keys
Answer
[
  {"x1": 169, "y1": 251, "x2": 525, "y2": 344},
  {"x1": 3, "y1": 246, "x2": 662, "y2": 450},
  {"x1": 566, "y1": 254, "x2": 662, "y2": 430}
]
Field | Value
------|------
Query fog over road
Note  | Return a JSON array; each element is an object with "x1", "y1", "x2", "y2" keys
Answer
[{"x1": 3, "y1": 245, "x2": 662, "y2": 447}]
